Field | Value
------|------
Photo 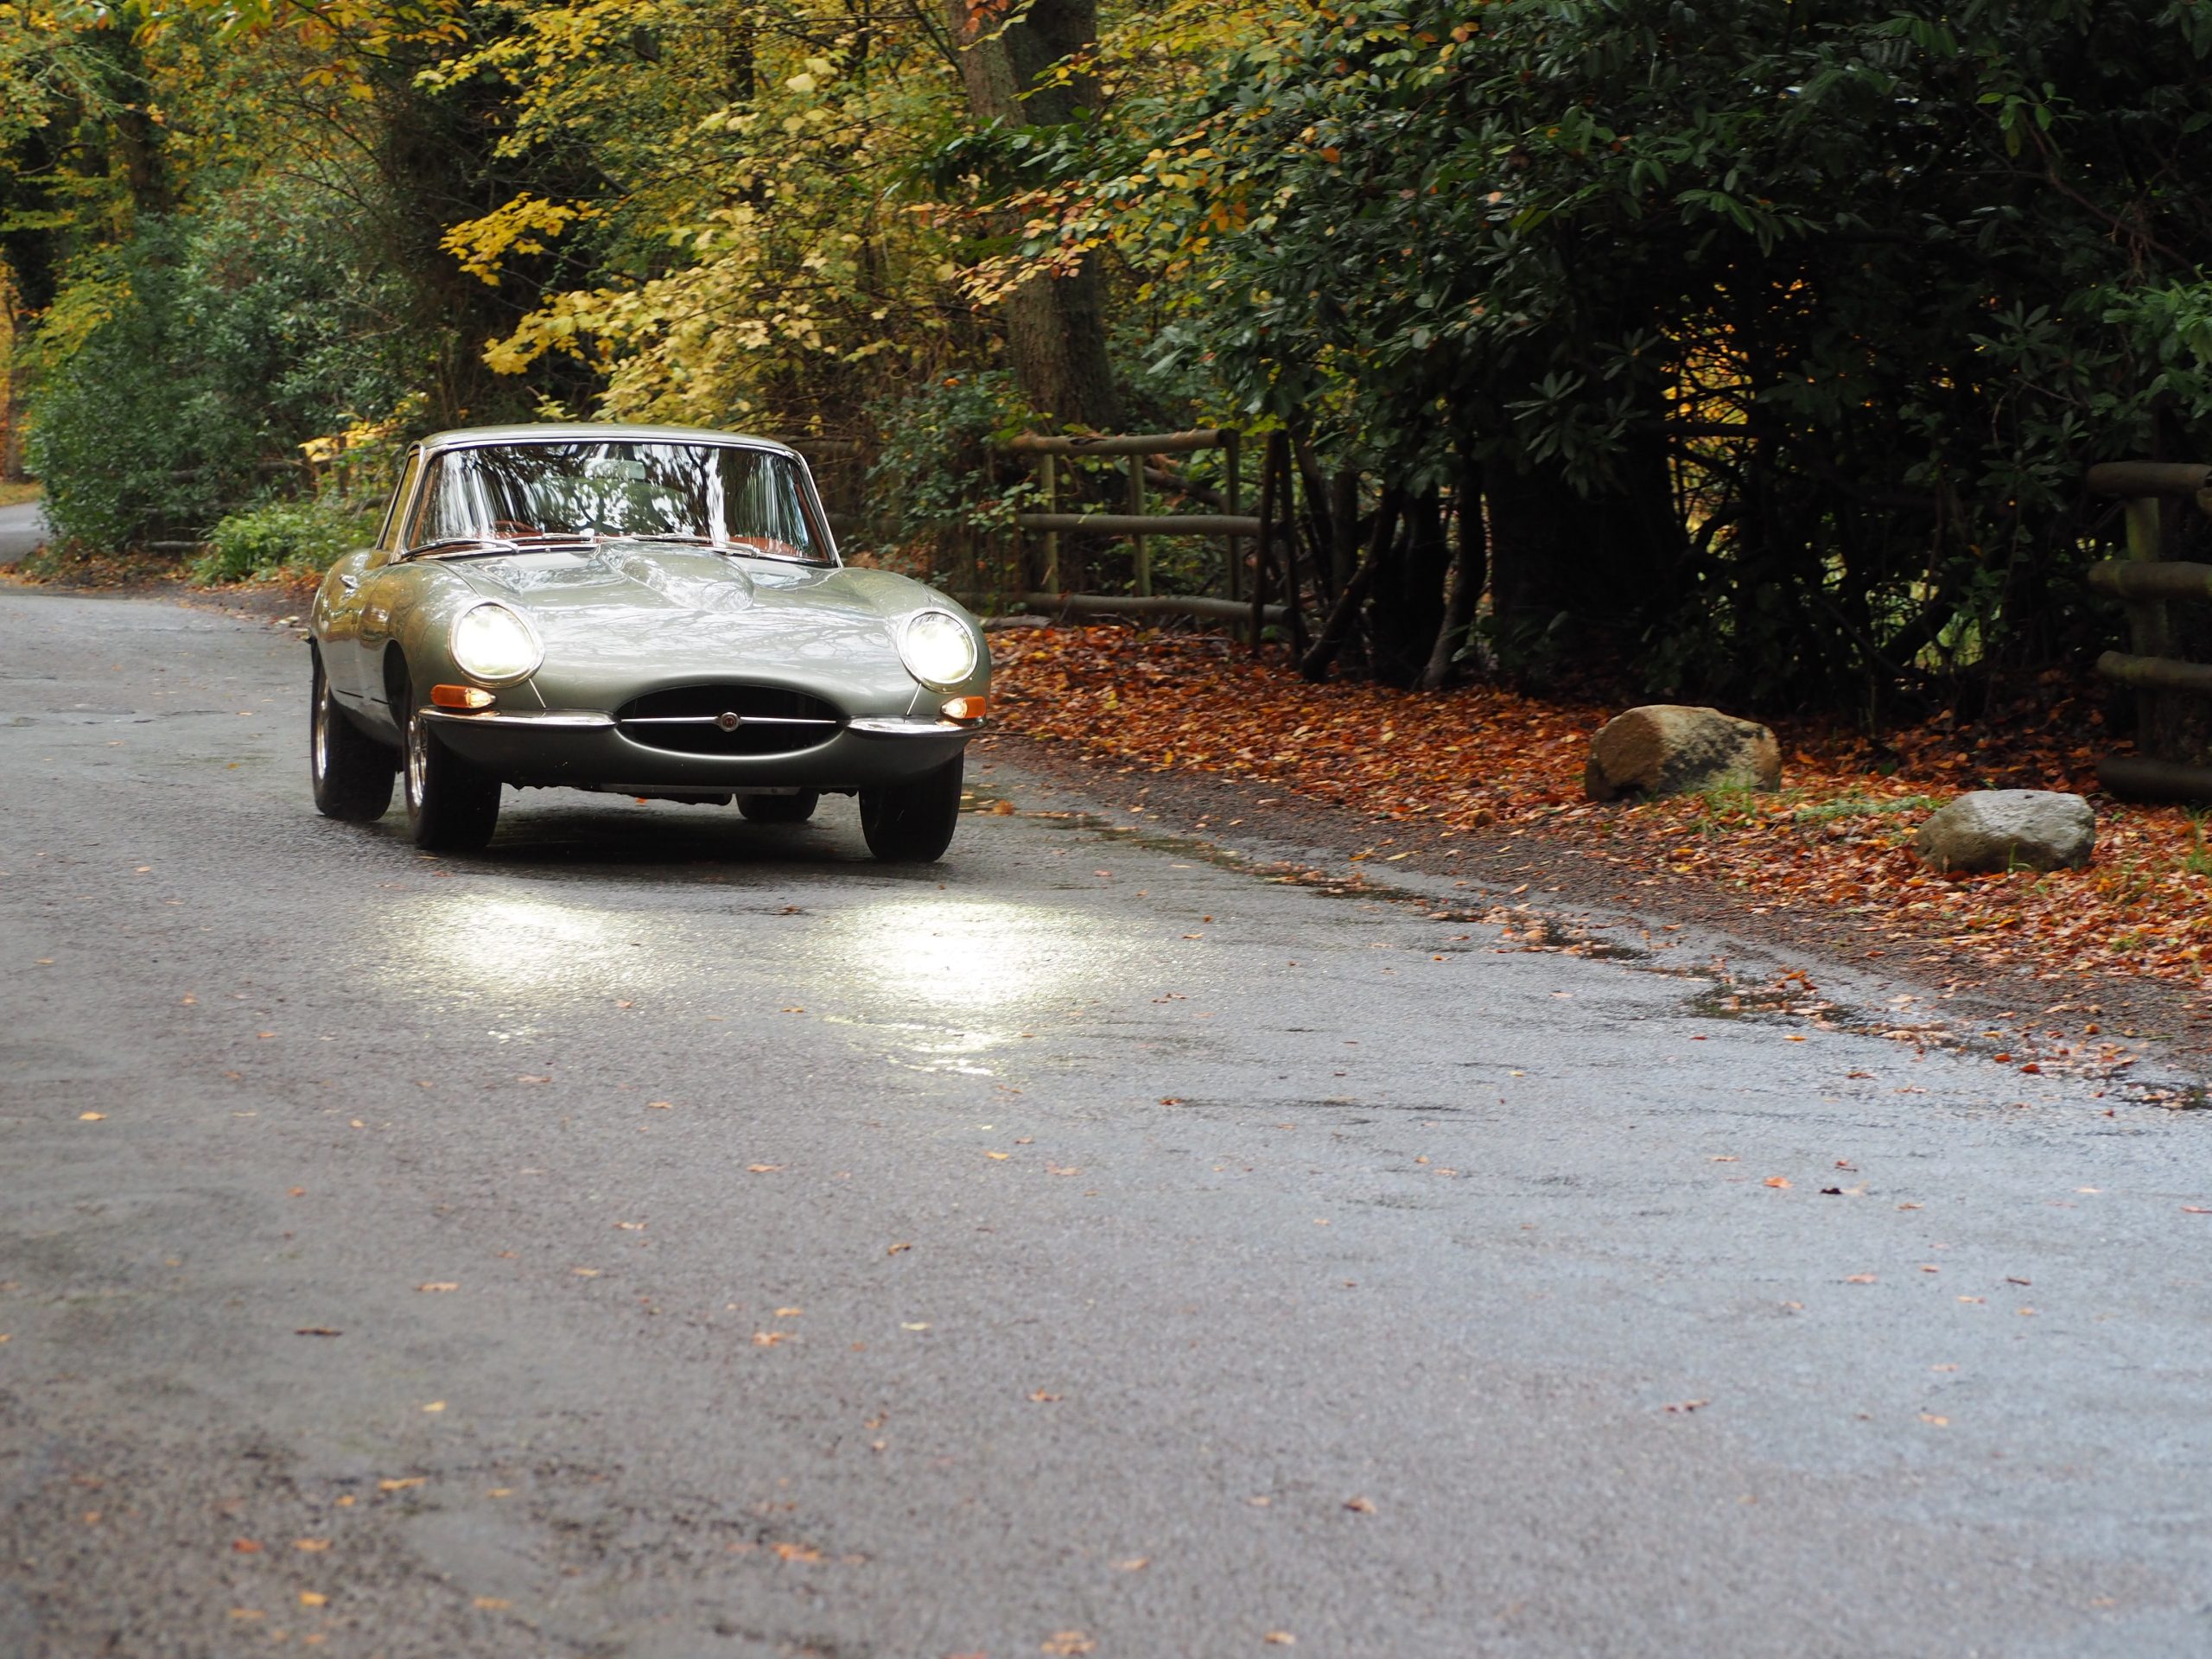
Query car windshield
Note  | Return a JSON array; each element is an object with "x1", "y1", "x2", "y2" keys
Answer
[{"x1": 406, "y1": 440, "x2": 829, "y2": 563}]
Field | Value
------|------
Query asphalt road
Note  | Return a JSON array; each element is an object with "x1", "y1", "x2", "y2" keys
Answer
[
  {"x1": 0, "y1": 501, "x2": 47, "y2": 565},
  {"x1": 3, "y1": 587, "x2": 2209, "y2": 1659}
]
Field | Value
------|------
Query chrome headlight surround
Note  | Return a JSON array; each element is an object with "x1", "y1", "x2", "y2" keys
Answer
[
  {"x1": 449, "y1": 601, "x2": 543, "y2": 684},
  {"x1": 898, "y1": 608, "x2": 979, "y2": 690}
]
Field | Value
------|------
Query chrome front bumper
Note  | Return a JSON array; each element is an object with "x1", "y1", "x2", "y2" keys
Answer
[
  {"x1": 420, "y1": 709, "x2": 974, "y2": 736},
  {"x1": 417, "y1": 707, "x2": 979, "y2": 789}
]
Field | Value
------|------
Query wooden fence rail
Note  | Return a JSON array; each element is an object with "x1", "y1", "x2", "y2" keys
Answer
[
  {"x1": 995, "y1": 427, "x2": 1303, "y2": 650},
  {"x1": 2086, "y1": 461, "x2": 2212, "y2": 800},
  {"x1": 1001, "y1": 427, "x2": 1251, "y2": 602},
  {"x1": 976, "y1": 591, "x2": 1288, "y2": 626}
]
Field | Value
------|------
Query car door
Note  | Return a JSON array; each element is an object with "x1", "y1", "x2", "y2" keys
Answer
[
  {"x1": 346, "y1": 448, "x2": 429, "y2": 728},
  {"x1": 322, "y1": 449, "x2": 420, "y2": 702}
]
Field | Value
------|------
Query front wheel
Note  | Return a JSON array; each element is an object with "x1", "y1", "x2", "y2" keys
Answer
[
  {"x1": 740, "y1": 791, "x2": 819, "y2": 824},
  {"x1": 403, "y1": 689, "x2": 501, "y2": 852},
  {"x1": 859, "y1": 757, "x2": 963, "y2": 862},
  {"x1": 310, "y1": 649, "x2": 396, "y2": 823}
]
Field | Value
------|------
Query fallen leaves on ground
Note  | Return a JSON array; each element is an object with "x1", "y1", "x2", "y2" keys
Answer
[{"x1": 991, "y1": 628, "x2": 2212, "y2": 994}]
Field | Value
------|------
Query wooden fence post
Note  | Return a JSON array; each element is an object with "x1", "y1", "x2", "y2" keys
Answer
[
  {"x1": 1251, "y1": 432, "x2": 1280, "y2": 653},
  {"x1": 1224, "y1": 429, "x2": 1243, "y2": 609},
  {"x1": 1039, "y1": 452, "x2": 1059, "y2": 592},
  {"x1": 1272, "y1": 434, "x2": 1307, "y2": 657},
  {"x1": 1128, "y1": 454, "x2": 1150, "y2": 596},
  {"x1": 2086, "y1": 460, "x2": 2212, "y2": 798}
]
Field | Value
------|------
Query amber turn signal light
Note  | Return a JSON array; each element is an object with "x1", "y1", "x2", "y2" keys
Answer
[
  {"x1": 431, "y1": 683, "x2": 496, "y2": 710},
  {"x1": 941, "y1": 695, "x2": 988, "y2": 721}
]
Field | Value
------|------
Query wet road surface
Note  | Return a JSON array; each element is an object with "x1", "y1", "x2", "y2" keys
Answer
[
  {"x1": 0, "y1": 502, "x2": 47, "y2": 565},
  {"x1": 2, "y1": 587, "x2": 2209, "y2": 1657}
]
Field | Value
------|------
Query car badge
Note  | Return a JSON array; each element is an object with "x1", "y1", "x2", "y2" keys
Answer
[{"x1": 716, "y1": 711, "x2": 742, "y2": 732}]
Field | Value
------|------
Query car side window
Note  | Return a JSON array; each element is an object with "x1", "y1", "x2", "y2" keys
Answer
[{"x1": 378, "y1": 449, "x2": 424, "y2": 553}]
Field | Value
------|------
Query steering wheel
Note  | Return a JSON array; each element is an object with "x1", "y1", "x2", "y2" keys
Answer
[{"x1": 490, "y1": 518, "x2": 540, "y2": 538}]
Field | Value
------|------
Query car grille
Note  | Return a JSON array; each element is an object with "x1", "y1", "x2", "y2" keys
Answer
[{"x1": 614, "y1": 683, "x2": 843, "y2": 755}]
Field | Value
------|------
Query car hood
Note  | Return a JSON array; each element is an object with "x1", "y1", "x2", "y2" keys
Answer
[
  {"x1": 456, "y1": 546, "x2": 859, "y2": 613},
  {"x1": 435, "y1": 546, "x2": 979, "y2": 706},
  {"x1": 449, "y1": 546, "x2": 938, "y2": 644}
]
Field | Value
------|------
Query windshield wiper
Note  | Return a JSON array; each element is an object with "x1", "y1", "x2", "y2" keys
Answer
[{"x1": 625, "y1": 531, "x2": 715, "y2": 545}]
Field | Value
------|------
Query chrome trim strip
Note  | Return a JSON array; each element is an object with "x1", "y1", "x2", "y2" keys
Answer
[
  {"x1": 847, "y1": 716, "x2": 977, "y2": 735},
  {"x1": 620, "y1": 715, "x2": 837, "y2": 727},
  {"x1": 420, "y1": 708, "x2": 615, "y2": 729}
]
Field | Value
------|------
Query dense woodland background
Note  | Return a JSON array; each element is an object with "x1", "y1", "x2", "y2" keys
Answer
[{"x1": 7, "y1": 0, "x2": 2212, "y2": 721}]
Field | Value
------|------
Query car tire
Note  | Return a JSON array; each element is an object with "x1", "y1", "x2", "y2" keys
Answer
[
  {"x1": 401, "y1": 683, "x2": 501, "y2": 852},
  {"x1": 739, "y1": 791, "x2": 819, "y2": 824},
  {"x1": 859, "y1": 757, "x2": 963, "y2": 862},
  {"x1": 310, "y1": 649, "x2": 396, "y2": 823}
]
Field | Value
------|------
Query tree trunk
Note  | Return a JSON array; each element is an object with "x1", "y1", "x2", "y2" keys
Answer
[
  {"x1": 89, "y1": 27, "x2": 175, "y2": 218},
  {"x1": 1369, "y1": 486, "x2": 1448, "y2": 685},
  {"x1": 944, "y1": 0, "x2": 1120, "y2": 430},
  {"x1": 1418, "y1": 467, "x2": 1489, "y2": 691},
  {"x1": 1289, "y1": 428, "x2": 1336, "y2": 597},
  {"x1": 1300, "y1": 486, "x2": 1402, "y2": 681}
]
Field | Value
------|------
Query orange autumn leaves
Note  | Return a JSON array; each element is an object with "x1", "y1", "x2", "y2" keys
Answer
[{"x1": 990, "y1": 627, "x2": 2212, "y2": 989}]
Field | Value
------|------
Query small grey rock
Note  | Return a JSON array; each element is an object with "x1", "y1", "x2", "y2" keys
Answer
[
  {"x1": 1912, "y1": 790, "x2": 2095, "y2": 873},
  {"x1": 1584, "y1": 704, "x2": 1782, "y2": 802}
]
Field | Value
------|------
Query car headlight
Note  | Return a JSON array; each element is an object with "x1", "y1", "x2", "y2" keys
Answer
[
  {"x1": 899, "y1": 609, "x2": 977, "y2": 689},
  {"x1": 450, "y1": 602, "x2": 543, "y2": 683}
]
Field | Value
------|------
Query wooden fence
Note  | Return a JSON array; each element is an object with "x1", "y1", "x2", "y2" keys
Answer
[
  {"x1": 2087, "y1": 460, "x2": 2212, "y2": 799},
  {"x1": 997, "y1": 429, "x2": 1294, "y2": 637}
]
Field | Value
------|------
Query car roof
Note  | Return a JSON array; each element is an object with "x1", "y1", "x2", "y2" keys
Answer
[{"x1": 416, "y1": 422, "x2": 799, "y2": 457}]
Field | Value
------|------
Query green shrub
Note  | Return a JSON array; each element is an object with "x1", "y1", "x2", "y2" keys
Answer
[
  {"x1": 26, "y1": 189, "x2": 410, "y2": 553},
  {"x1": 862, "y1": 371, "x2": 1037, "y2": 584},
  {"x1": 190, "y1": 497, "x2": 378, "y2": 585}
]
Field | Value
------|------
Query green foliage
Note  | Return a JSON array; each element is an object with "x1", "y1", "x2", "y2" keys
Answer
[
  {"x1": 1091, "y1": 0, "x2": 2212, "y2": 708},
  {"x1": 435, "y1": 0, "x2": 979, "y2": 435},
  {"x1": 861, "y1": 371, "x2": 1038, "y2": 579},
  {"x1": 29, "y1": 0, "x2": 2212, "y2": 719},
  {"x1": 190, "y1": 494, "x2": 376, "y2": 583},
  {"x1": 26, "y1": 194, "x2": 410, "y2": 550}
]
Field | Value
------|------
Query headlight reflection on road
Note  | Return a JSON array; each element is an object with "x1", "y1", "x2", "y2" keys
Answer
[
  {"x1": 831, "y1": 899, "x2": 1095, "y2": 1014},
  {"x1": 385, "y1": 893, "x2": 632, "y2": 995}
]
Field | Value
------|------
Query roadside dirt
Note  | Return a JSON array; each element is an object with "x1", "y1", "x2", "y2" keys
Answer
[{"x1": 980, "y1": 626, "x2": 2212, "y2": 1089}]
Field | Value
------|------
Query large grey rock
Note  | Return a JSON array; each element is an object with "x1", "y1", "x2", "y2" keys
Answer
[
  {"x1": 1912, "y1": 790, "x2": 2095, "y2": 873},
  {"x1": 1583, "y1": 704, "x2": 1781, "y2": 802}
]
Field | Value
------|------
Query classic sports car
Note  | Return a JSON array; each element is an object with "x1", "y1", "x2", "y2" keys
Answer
[{"x1": 308, "y1": 423, "x2": 988, "y2": 859}]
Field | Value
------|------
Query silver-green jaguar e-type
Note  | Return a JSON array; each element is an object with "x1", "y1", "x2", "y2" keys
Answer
[{"x1": 308, "y1": 423, "x2": 989, "y2": 859}]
